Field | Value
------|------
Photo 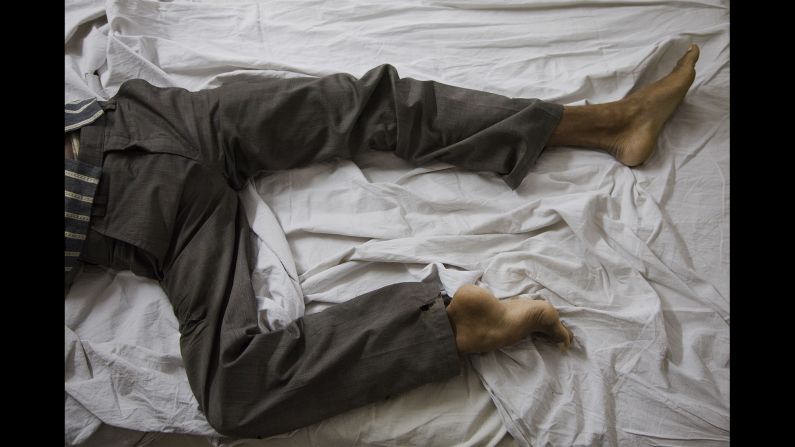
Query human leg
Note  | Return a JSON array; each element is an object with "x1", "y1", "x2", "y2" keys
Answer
[
  {"x1": 201, "y1": 64, "x2": 562, "y2": 190},
  {"x1": 547, "y1": 44, "x2": 700, "y2": 165},
  {"x1": 205, "y1": 46, "x2": 698, "y2": 192},
  {"x1": 105, "y1": 45, "x2": 699, "y2": 197},
  {"x1": 162, "y1": 179, "x2": 463, "y2": 437},
  {"x1": 77, "y1": 150, "x2": 460, "y2": 437}
]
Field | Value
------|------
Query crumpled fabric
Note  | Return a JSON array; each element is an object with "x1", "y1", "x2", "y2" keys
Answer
[{"x1": 65, "y1": 0, "x2": 729, "y2": 445}]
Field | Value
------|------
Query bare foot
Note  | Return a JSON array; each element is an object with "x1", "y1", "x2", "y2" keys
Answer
[
  {"x1": 609, "y1": 44, "x2": 700, "y2": 166},
  {"x1": 446, "y1": 284, "x2": 573, "y2": 354}
]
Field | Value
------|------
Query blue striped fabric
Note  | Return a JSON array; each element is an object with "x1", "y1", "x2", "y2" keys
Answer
[
  {"x1": 65, "y1": 98, "x2": 104, "y2": 285},
  {"x1": 65, "y1": 98, "x2": 104, "y2": 132}
]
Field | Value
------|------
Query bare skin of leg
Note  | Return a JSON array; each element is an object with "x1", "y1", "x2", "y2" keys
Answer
[
  {"x1": 446, "y1": 284, "x2": 573, "y2": 354},
  {"x1": 547, "y1": 44, "x2": 700, "y2": 166},
  {"x1": 444, "y1": 46, "x2": 700, "y2": 355}
]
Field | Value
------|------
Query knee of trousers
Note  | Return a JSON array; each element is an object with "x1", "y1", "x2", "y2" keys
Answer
[{"x1": 200, "y1": 346, "x2": 328, "y2": 438}]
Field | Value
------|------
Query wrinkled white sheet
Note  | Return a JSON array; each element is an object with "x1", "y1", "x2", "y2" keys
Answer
[{"x1": 65, "y1": 0, "x2": 729, "y2": 445}]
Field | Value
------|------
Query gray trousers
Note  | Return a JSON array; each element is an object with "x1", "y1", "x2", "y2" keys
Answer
[{"x1": 76, "y1": 65, "x2": 563, "y2": 438}]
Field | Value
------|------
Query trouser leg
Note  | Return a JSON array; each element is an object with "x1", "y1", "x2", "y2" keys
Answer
[
  {"x1": 107, "y1": 65, "x2": 562, "y2": 191},
  {"x1": 80, "y1": 157, "x2": 460, "y2": 438},
  {"x1": 211, "y1": 64, "x2": 563, "y2": 189},
  {"x1": 155, "y1": 169, "x2": 460, "y2": 438}
]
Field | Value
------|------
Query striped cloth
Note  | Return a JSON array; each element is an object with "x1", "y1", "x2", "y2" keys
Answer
[{"x1": 65, "y1": 98, "x2": 104, "y2": 285}]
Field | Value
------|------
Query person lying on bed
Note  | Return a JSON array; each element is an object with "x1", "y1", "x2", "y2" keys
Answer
[{"x1": 64, "y1": 44, "x2": 699, "y2": 438}]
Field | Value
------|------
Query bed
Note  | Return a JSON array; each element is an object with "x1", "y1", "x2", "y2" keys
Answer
[{"x1": 65, "y1": 0, "x2": 730, "y2": 445}]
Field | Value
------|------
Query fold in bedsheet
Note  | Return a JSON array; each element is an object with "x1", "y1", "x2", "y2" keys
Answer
[{"x1": 66, "y1": 0, "x2": 729, "y2": 445}]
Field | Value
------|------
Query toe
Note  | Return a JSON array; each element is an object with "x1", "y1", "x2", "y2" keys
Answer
[
  {"x1": 550, "y1": 319, "x2": 573, "y2": 349},
  {"x1": 688, "y1": 44, "x2": 700, "y2": 63},
  {"x1": 534, "y1": 305, "x2": 573, "y2": 349},
  {"x1": 678, "y1": 44, "x2": 700, "y2": 68}
]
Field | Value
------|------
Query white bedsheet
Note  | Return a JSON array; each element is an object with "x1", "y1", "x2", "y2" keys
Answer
[{"x1": 65, "y1": 0, "x2": 729, "y2": 445}]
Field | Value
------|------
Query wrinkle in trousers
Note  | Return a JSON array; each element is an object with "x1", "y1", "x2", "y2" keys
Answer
[{"x1": 78, "y1": 64, "x2": 562, "y2": 437}]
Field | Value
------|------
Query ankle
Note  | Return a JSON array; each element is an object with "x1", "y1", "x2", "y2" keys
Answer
[{"x1": 548, "y1": 101, "x2": 632, "y2": 150}]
